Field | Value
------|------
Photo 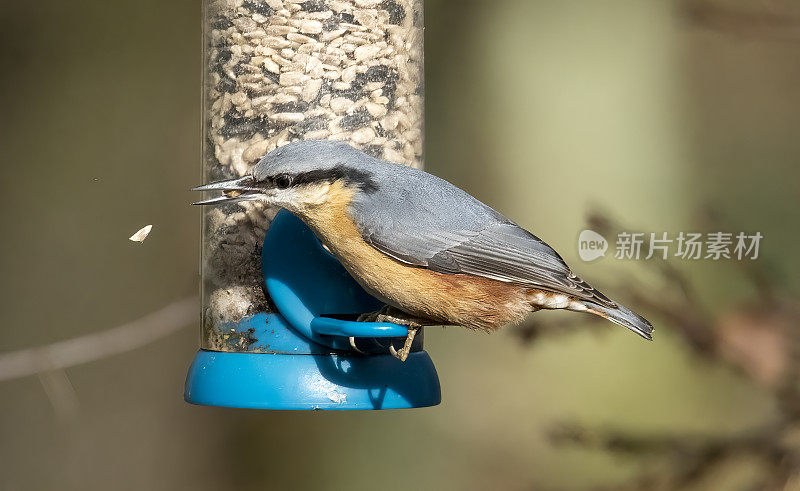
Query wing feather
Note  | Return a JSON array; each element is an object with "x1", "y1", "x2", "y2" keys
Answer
[{"x1": 351, "y1": 164, "x2": 615, "y2": 308}]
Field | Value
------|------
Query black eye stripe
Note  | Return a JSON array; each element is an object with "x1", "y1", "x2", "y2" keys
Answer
[{"x1": 263, "y1": 165, "x2": 378, "y2": 193}]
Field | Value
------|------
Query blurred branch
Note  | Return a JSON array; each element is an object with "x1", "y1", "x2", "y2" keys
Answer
[
  {"x1": 38, "y1": 369, "x2": 80, "y2": 421},
  {"x1": 515, "y1": 314, "x2": 602, "y2": 345},
  {"x1": 536, "y1": 208, "x2": 800, "y2": 489},
  {"x1": 587, "y1": 211, "x2": 718, "y2": 355},
  {"x1": 683, "y1": 0, "x2": 800, "y2": 42},
  {"x1": 550, "y1": 422, "x2": 792, "y2": 489},
  {"x1": 0, "y1": 296, "x2": 197, "y2": 382}
]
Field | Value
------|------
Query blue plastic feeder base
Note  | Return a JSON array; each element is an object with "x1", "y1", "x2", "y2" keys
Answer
[
  {"x1": 184, "y1": 349, "x2": 441, "y2": 410},
  {"x1": 186, "y1": 210, "x2": 442, "y2": 410}
]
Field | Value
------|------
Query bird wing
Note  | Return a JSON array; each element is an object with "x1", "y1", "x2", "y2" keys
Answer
[{"x1": 349, "y1": 166, "x2": 615, "y2": 307}]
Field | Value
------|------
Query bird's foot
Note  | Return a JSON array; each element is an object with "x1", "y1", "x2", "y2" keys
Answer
[
  {"x1": 356, "y1": 304, "x2": 395, "y2": 323},
  {"x1": 389, "y1": 325, "x2": 420, "y2": 362},
  {"x1": 356, "y1": 306, "x2": 424, "y2": 362}
]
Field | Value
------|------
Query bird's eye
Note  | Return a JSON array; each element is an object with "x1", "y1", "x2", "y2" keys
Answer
[{"x1": 274, "y1": 174, "x2": 293, "y2": 189}]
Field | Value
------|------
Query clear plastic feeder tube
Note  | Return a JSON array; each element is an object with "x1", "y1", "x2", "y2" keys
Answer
[{"x1": 200, "y1": 0, "x2": 425, "y2": 351}]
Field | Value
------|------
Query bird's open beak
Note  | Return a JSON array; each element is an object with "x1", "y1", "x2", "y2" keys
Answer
[{"x1": 191, "y1": 176, "x2": 265, "y2": 205}]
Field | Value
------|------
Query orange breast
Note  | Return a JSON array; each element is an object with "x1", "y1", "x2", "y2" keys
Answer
[{"x1": 298, "y1": 183, "x2": 533, "y2": 331}]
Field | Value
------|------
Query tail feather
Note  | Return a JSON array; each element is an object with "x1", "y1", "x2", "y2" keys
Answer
[{"x1": 582, "y1": 301, "x2": 654, "y2": 340}]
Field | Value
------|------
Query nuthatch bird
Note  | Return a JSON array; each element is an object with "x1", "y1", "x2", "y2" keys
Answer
[{"x1": 194, "y1": 140, "x2": 653, "y2": 361}]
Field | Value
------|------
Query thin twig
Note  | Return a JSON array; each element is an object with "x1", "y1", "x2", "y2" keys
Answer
[{"x1": 0, "y1": 296, "x2": 197, "y2": 382}]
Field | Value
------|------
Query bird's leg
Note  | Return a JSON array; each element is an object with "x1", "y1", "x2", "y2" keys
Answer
[
  {"x1": 390, "y1": 324, "x2": 420, "y2": 362},
  {"x1": 357, "y1": 305, "x2": 425, "y2": 362}
]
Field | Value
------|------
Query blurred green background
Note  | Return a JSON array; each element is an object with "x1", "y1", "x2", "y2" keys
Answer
[{"x1": 1, "y1": 0, "x2": 799, "y2": 489}]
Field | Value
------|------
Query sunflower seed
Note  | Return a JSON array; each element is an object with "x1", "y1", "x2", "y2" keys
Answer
[{"x1": 129, "y1": 225, "x2": 153, "y2": 243}]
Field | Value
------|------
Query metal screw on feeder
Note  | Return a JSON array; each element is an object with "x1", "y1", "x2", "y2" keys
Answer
[{"x1": 185, "y1": 0, "x2": 439, "y2": 409}]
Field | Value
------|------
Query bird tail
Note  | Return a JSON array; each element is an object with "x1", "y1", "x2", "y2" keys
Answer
[{"x1": 581, "y1": 301, "x2": 654, "y2": 340}]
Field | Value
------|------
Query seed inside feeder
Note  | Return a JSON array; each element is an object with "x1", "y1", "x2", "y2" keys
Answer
[{"x1": 200, "y1": 0, "x2": 425, "y2": 350}]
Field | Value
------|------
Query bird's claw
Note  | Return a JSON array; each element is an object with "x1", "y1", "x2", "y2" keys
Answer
[
  {"x1": 356, "y1": 304, "x2": 394, "y2": 323},
  {"x1": 357, "y1": 305, "x2": 423, "y2": 362},
  {"x1": 348, "y1": 336, "x2": 365, "y2": 354},
  {"x1": 389, "y1": 325, "x2": 419, "y2": 362}
]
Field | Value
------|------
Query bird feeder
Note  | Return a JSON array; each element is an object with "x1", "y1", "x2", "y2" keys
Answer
[{"x1": 185, "y1": 0, "x2": 439, "y2": 409}]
